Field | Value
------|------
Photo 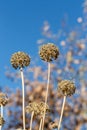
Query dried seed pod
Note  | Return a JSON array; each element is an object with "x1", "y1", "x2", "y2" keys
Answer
[
  {"x1": 58, "y1": 80, "x2": 76, "y2": 96},
  {"x1": 0, "y1": 116, "x2": 5, "y2": 126},
  {"x1": 49, "y1": 122, "x2": 58, "y2": 129},
  {"x1": 39, "y1": 43, "x2": 59, "y2": 62},
  {"x1": 0, "y1": 93, "x2": 8, "y2": 106},
  {"x1": 25, "y1": 102, "x2": 40, "y2": 116},
  {"x1": 10, "y1": 51, "x2": 30, "y2": 69},
  {"x1": 38, "y1": 102, "x2": 50, "y2": 116}
]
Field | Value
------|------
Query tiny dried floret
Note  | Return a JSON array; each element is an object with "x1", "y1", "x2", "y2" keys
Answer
[
  {"x1": 0, "y1": 116, "x2": 5, "y2": 126},
  {"x1": 49, "y1": 122, "x2": 58, "y2": 129},
  {"x1": 39, "y1": 43, "x2": 59, "y2": 62},
  {"x1": 58, "y1": 80, "x2": 76, "y2": 96},
  {"x1": 10, "y1": 51, "x2": 30, "y2": 69},
  {"x1": 25, "y1": 102, "x2": 40, "y2": 116},
  {"x1": 38, "y1": 102, "x2": 50, "y2": 116},
  {"x1": 0, "y1": 93, "x2": 8, "y2": 106}
]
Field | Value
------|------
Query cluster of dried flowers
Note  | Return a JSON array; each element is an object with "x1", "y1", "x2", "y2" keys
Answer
[
  {"x1": 2, "y1": 43, "x2": 76, "y2": 130},
  {"x1": 0, "y1": 93, "x2": 8, "y2": 128},
  {"x1": 26, "y1": 101, "x2": 49, "y2": 117},
  {"x1": 2, "y1": 1, "x2": 87, "y2": 129}
]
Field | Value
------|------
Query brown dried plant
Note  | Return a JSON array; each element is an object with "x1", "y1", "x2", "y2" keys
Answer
[
  {"x1": 26, "y1": 102, "x2": 40, "y2": 130},
  {"x1": 11, "y1": 51, "x2": 30, "y2": 130},
  {"x1": 0, "y1": 115, "x2": 5, "y2": 130},
  {"x1": 0, "y1": 93, "x2": 8, "y2": 130},
  {"x1": 38, "y1": 102, "x2": 50, "y2": 130},
  {"x1": 57, "y1": 80, "x2": 76, "y2": 130},
  {"x1": 39, "y1": 43, "x2": 59, "y2": 130}
]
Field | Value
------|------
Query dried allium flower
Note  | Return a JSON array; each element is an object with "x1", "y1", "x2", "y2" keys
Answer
[
  {"x1": 58, "y1": 80, "x2": 76, "y2": 96},
  {"x1": 38, "y1": 102, "x2": 50, "y2": 116},
  {"x1": 0, "y1": 93, "x2": 8, "y2": 106},
  {"x1": 0, "y1": 116, "x2": 5, "y2": 126},
  {"x1": 25, "y1": 102, "x2": 40, "y2": 116},
  {"x1": 10, "y1": 51, "x2": 30, "y2": 69},
  {"x1": 39, "y1": 43, "x2": 59, "y2": 62}
]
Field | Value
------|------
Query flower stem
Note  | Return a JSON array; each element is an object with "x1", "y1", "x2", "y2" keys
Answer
[
  {"x1": 42, "y1": 63, "x2": 51, "y2": 130},
  {"x1": 0, "y1": 126, "x2": 1, "y2": 130},
  {"x1": 30, "y1": 111, "x2": 34, "y2": 130},
  {"x1": 0, "y1": 105, "x2": 4, "y2": 130},
  {"x1": 39, "y1": 118, "x2": 43, "y2": 130},
  {"x1": 1, "y1": 105, "x2": 3, "y2": 118},
  {"x1": 58, "y1": 96, "x2": 66, "y2": 130},
  {"x1": 20, "y1": 68, "x2": 26, "y2": 130}
]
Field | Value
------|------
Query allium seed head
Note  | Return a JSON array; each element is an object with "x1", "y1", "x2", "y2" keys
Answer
[
  {"x1": 58, "y1": 80, "x2": 76, "y2": 96},
  {"x1": 39, "y1": 43, "x2": 59, "y2": 62},
  {"x1": 0, "y1": 116, "x2": 5, "y2": 126},
  {"x1": 25, "y1": 102, "x2": 40, "y2": 116},
  {"x1": 38, "y1": 102, "x2": 50, "y2": 116},
  {"x1": 0, "y1": 93, "x2": 8, "y2": 106},
  {"x1": 10, "y1": 51, "x2": 30, "y2": 69}
]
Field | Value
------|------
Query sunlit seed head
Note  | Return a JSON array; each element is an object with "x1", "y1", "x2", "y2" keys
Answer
[
  {"x1": 25, "y1": 102, "x2": 40, "y2": 116},
  {"x1": 0, "y1": 93, "x2": 8, "y2": 106},
  {"x1": 38, "y1": 102, "x2": 50, "y2": 116},
  {"x1": 39, "y1": 43, "x2": 59, "y2": 62},
  {"x1": 10, "y1": 51, "x2": 30, "y2": 69},
  {"x1": 0, "y1": 116, "x2": 5, "y2": 126},
  {"x1": 58, "y1": 80, "x2": 76, "y2": 96}
]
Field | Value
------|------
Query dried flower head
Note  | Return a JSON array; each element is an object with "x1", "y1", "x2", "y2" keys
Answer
[
  {"x1": 10, "y1": 51, "x2": 30, "y2": 69},
  {"x1": 0, "y1": 116, "x2": 5, "y2": 126},
  {"x1": 39, "y1": 43, "x2": 59, "y2": 62},
  {"x1": 38, "y1": 102, "x2": 50, "y2": 116},
  {"x1": 25, "y1": 102, "x2": 40, "y2": 116},
  {"x1": 58, "y1": 80, "x2": 76, "y2": 96},
  {"x1": 0, "y1": 93, "x2": 8, "y2": 106}
]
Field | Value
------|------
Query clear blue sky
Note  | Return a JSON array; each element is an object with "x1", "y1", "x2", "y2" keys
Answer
[{"x1": 0, "y1": 0, "x2": 83, "y2": 87}]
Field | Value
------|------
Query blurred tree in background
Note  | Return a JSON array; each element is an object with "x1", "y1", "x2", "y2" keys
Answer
[{"x1": 2, "y1": 0, "x2": 87, "y2": 130}]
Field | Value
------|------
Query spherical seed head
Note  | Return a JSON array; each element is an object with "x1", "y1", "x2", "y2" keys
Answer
[
  {"x1": 10, "y1": 51, "x2": 30, "y2": 69},
  {"x1": 38, "y1": 102, "x2": 50, "y2": 116},
  {"x1": 25, "y1": 102, "x2": 40, "y2": 116},
  {"x1": 0, "y1": 93, "x2": 8, "y2": 106},
  {"x1": 0, "y1": 116, "x2": 5, "y2": 126},
  {"x1": 58, "y1": 80, "x2": 76, "y2": 96},
  {"x1": 39, "y1": 43, "x2": 59, "y2": 62}
]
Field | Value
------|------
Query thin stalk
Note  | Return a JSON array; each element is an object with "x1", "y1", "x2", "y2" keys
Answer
[
  {"x1": 42, "y1": 63, "x2": 51, "y2": 130},
  {"x1": 0, "y1": 105, "x2": 4, "y2": 130},
  {"x1": 39, "y1": 118, "x2": 43, "y2": 130},
  {"x1": 30, "y1": 111, "x2": 34, "y2": 130},
  {"x1": 58, "y1": 96, "x2": 66, "y2": 130},
  {"x1": 1, "y1": 105, "x2": 3, "y2": 118},
  {"x1": 20, "y1": 68, "x2": 26, "y2": 130},
  {"x1": 0, "y1": 126, "x2": 1, "y2": 130}
]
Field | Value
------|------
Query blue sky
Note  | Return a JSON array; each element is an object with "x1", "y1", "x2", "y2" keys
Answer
[{"x1": 0, "y1": 0, "x2": 84, "y2": 87}]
